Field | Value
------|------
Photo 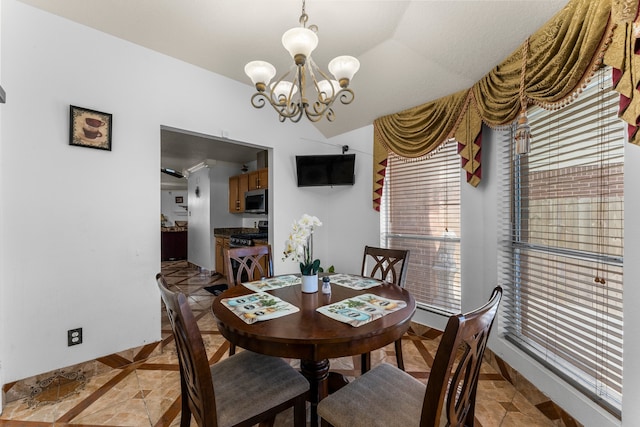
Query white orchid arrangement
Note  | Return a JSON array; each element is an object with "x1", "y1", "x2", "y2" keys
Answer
[{"x1": 283, "y1": 214, "x2": 323, "y2": 276}]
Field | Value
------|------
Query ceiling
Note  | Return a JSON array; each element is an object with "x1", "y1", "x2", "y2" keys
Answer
[
  {"x1": 160, "y1": 128, "x2": 266, "y2": 190},
  {"x1": 18, "y1": 0, "x2": 568, "y2": 188}
]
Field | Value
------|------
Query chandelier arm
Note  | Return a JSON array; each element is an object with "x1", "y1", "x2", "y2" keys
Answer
[
  {"x1": 309, "y1": 101, "x2": 330, "y2": 118},
  {"x1": 302, "y1": 105, "x2": 335, "y2": 122},
  {"x1": 337, "y1": 88, "x2": 355, "y2": 105},
  {"x1": 309, "y1": 59, "x2": 338, "y2": 106},
  {"x1": 252, "y1": 91, "x2": 305, "y2": 121},
  {"x1": 250, "y1": 92, "x2": 268, "y2": 109},
  {"x1": 278, "y1": 102, "x2": 304, "y2": 123},
  {"x1": 274, "y1": 100, "x2": 302, "y2": 120},
  {"x1": 268, "y1": 68, "x2": 295, "y2": 106}
]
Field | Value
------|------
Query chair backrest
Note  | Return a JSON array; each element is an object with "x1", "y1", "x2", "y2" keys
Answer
[
  {"x1": 224, "y1": 244, "x2": 274, "y2": 286},
  {"x1": 156, "y1": 274, "x2": 218, "y2": 427},
  {"x1": 361, "y1": 245, "x2": 410, "y2": 287},
  {"x1": 421, "y1": 286, "x2": 502, "y2": 427}
]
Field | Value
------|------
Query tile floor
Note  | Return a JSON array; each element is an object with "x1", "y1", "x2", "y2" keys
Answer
[{"x1": 0, "y1": 260, "x2": 562, "y2": 426}]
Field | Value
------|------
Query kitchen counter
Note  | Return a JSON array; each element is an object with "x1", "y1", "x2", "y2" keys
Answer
[{"x1": 213, "y1": 227, "x2": 259, "y2": 238}]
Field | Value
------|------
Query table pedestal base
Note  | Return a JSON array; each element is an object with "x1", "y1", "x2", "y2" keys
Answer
[{"x1": 301, "y1": 359, "x2": 329, "y2": 427}]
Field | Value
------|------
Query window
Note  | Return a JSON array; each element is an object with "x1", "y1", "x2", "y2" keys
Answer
[
  {"x1": 498, "y1": 67, "x2": 624, "y2": 414},
  {"x1": 381, "y1": 140, "x2": 461, "y2": 314}
]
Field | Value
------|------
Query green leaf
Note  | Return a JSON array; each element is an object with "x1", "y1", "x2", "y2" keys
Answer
[
  {"x1": 300, "y1": 259, "x2": 322, "y2": 275},
  {"x1": 345, "y1": 300, "x2": 366, "y2": 308}
]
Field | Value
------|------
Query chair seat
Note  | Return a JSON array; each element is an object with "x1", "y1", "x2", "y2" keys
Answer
[
  {"x1": 212, "y1": 350, "x2": 310, "y2": 427},
  {"x1": 317, "y1": 363, "x2": 425, "y2": 427}
]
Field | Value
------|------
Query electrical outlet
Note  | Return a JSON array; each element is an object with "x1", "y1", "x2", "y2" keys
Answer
[{"x1": 67, "y1": 328, "x2": 83, "y2": 346}]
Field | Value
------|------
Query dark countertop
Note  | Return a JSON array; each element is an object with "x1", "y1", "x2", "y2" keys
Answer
[
  {"x1": 213, "y1": 227, "x2": 258, "y2": 238},
  {"x1": 161, "y1": 227, "x2": 187, "y2": 233}
]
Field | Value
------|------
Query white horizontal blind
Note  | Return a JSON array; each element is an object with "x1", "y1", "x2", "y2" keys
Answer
[
  {"x1": 381, "y1": 141, "x2": 461, "y2": 314},
  {"x1": 497, "y1": 67, "x2": 624, "y2": 414}
]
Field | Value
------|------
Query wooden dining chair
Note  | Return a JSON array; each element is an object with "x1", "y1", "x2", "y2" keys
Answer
[
  {"x1": 318, "y1": 286, "x2": 502, "y2": 427},
  {"x1": 223, "y1": 244, "x2": 274, "y2": 355},
  {"x1": 156, "y1": 273, "x2": 309, "y2": 427},
  {"x1": 224, "y1": 244, "x2": 274, "y2": 288},
  {"x1": 360, "y1": 245, "x2": 410, "y2": 374}
]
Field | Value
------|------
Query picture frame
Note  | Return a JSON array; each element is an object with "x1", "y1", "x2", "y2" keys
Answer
[
  {"x1": 69, "y1": 105, "x2": 112, "y2": 151},
  {"x1": 175, "y1": 196, "x2": 184, "y2": 203}
]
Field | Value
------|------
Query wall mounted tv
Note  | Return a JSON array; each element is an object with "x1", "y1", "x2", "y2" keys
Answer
[{"x1": 296, "y1": 154, "x2": 356, "y2": 187}]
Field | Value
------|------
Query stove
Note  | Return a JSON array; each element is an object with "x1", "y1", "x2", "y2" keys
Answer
[
  {"x1": 229, "y1": 220, "x2": 268, "y2": 247},
  {"x1": 229, "y1": 232, "x2": 268, "y2": 247}
]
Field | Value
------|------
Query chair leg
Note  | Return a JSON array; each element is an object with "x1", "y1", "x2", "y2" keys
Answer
[
  {"x1": 179, "y1": 374, "x2": 191, "y2": 427},
  {"x1": 293, "y1": 395, "x2": 306, "y2": 427},
  {"x1": 229, "y1": 342, "x2": 236, "y2": 356},
  {"x1": 361, "y1": 352, "x2": 371, "y2": 375},
  {"x1": 395, "y1": 338, "x2": 404, "y2": 371}
]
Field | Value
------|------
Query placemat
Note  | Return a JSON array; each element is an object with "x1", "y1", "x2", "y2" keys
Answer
[
  {"x1": 328, "y1": 274, "x2": 383, "y2": 290},
  {"x1": 220, "y1": 292, "x2": 299, "y2": 324},
  {"x1": 241, "y1": 275, "x2": 301, "y2": 292},
  {"x1": 316, "y1": 293, "x2": 407, "y2": 327}
]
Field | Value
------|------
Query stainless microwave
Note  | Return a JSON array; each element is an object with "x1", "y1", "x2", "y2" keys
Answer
[{"x1": 245, "y1": 189, "x2": 268, "y2": 214}]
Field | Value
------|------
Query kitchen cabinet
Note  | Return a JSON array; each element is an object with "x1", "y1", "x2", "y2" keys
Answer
[
  {"x1": 215, "y1": 236, "x2": 229, "y2": 275},
  {"x1": 248, "y1": 168, "x2": 268, "y2": 190},
  {"x1": 228, "y1": 173, "x2": 249, "y2": 213},
  {"x1": 161, "y1": 230, "x2": 187, "y2": 261},
  {"x1": 215, "y1": 238, "x2": 267, "y2": 279},
  {"x1": 253, "y1": 241, "x2": 269, "y2": 278}
]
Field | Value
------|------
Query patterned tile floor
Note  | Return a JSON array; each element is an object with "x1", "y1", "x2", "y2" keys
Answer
[{"x1": 0, "y1": 261, "x2": 556, "y2": 426}]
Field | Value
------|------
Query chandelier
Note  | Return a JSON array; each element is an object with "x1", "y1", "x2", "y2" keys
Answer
[{"x1": 244, "y1": 0, "x2": 360, "y2": 123}]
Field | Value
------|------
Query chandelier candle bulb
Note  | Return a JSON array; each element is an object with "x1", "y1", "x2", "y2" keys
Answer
[
  {"x1": 282, "y1": 27, "x2": 318, "y2": 62},
  {"x1": 244, "y1": 61, "x2": 276, "y2": 90},
  {"x1": 328, "y1": 55, "x2": 360, "y2": 87}
]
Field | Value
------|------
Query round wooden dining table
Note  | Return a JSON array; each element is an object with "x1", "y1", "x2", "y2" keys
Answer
[{"x1": 211, "y1": 275, "x2": 416, "y2": 427}]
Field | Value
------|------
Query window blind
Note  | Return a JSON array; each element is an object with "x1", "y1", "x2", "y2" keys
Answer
[
  {"x1": 381, "y1": 140, "x2": 461, "y2": 314},
  {"x1": 497, "y1": 67, "x2": 624, "y2": 415}
]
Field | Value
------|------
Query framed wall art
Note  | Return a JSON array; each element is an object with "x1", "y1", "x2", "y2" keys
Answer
[
  {"x1": 69, "y1": 105, "x2": 112, "y2": 151},
  {"x1": 175, "y1": 196, "x2": 184, "y2": 203}
]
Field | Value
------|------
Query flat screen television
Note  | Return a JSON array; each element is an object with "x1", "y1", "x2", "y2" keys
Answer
[{"x1": 296, "y1": 154, "x2": 356, "y2": 187}]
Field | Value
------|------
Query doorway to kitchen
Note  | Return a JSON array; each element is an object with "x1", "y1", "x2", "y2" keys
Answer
[{"x1": 159, "y1": 126, "x2": 271, "y2": 272}]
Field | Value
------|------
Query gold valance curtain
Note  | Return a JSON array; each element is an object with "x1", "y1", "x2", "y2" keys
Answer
[{"x1": 373, "y1": 0, "x2": 639, "y2": 211}]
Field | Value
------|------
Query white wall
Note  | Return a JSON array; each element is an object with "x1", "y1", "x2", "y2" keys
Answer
[
  {"x1": 0, "y1": 0, "x2": 4, "y2": 412},
  {"x1": 0, "y1": 0, "x2": 378, "y2": 384},
  {"x1": 272, "y1": 127, "x2": 380, "y2": 276},
  {"x1": 621, "y1": 137, "x2": 640, "y2": 425},
  {"x1": 161, "y1": 190, "x2": 188, "y2": 226}
]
